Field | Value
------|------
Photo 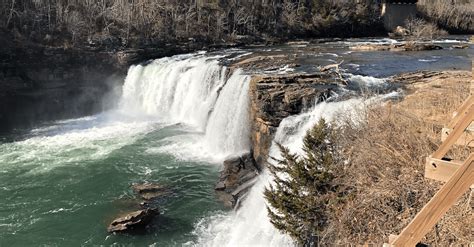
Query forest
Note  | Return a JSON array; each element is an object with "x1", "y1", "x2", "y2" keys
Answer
[{"x1": 0, "y1": 0, "x2": 382, "y2": 48}]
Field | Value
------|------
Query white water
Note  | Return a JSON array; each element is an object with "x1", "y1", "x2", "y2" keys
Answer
[
  {"x1": 0, "y1": 50, "x2": 400, "y2": 245},
  {"x1": 129, "y1": 55, "x2": 252, "y2": 162},
  {"x1": 193, "y1": 78, "x2": 400, "y2": 246},
  {"x1": 348, "y1": 74, "x2": 387, "y2": 88},
  {"x1": 193, "y1": 98, "x2": 366, "y2": 247},
  {"x1": 0, "y1": 54, "x2": 252, "y2": 173},
  {"x1": 0, "y1": 114, "x2": 157, "y2": 173}
]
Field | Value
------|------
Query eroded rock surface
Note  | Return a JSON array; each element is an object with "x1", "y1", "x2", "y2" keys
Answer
[
  {"x1": 350, "y1": 43, "x2": 443, "y2": 52},
  {"x1": 215, "y1": 153, "x2": 260, "y2": 207},
  {"x1": 249, "y1": 73, "x2": 338, "y2": 164},
  {"x1": 132, "y1": 182, "x2": 171, "y2": 201},
  {"x1": 107, "y1": 182, "x2": 170, "y2": 234},
  {"x1": 107, "y1": 208, "x2": 159, "y2": 233}
]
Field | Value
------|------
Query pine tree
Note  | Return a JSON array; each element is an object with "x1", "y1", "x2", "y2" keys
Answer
[{"x1": 264, "y1": 118, "x2": 344, "y2": 246}]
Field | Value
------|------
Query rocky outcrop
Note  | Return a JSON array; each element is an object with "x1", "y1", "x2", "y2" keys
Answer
[
  {"x1": 393, "y1": 26, "x2": 410, "y2": 37},
  {"x1": 0, "y1": 45, "x2": 125, "y2": 132},
  {"x1": 231, "y1": 55, "x2": 300, "y2": 73},
  {"x1": 107, "y1": 182, "x2": 169, "y2": 234},
  {"x1": 0, "y1": 38, "x2": 210, "y2": 132},
  {"x1": 350, "y1": 42, "x2": 443, "y2": 52},
  {"x1": 132, "y1": 182, "x2": 171, "y2": 201},
  {"x1": 452, "y1": 44, "x2": 469, "y2": 49},
  {"x1": 107, "y1": 208, "x2": 159, "y2": 233},
  {"x1": 215, "y1": 153, "x2": 260, "y2": 207},
  {"x1": 249, "y1": 73, "x2": 338, "y2": 164},
  {"x1": 390, "y1": 70, "x2": 445, "y2": 84}
]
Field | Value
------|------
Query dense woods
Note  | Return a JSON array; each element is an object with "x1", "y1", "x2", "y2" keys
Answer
[{"x1": 0, "y1": 0, "x2": 382, "y2": 48}]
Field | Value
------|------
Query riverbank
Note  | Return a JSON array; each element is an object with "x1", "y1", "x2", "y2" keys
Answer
[{"x1": 320, "y1": 70, "x2": 472, "y2": 245}]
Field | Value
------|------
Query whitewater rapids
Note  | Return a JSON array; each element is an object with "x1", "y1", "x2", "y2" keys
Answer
[{"x1": 192, "y1": 83, "x2": 400, "y2": 246}]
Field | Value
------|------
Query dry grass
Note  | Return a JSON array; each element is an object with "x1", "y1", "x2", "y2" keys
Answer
[
  {"x1": 321, "y1": 71, "x2": 472, "y2": 245},
  {"x1": 417, "y1": 0, "x2": 474, "y2": 33}
]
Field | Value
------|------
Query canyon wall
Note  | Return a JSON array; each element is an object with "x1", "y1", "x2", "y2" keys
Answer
[{"x1": 249, "y1": 73, "x2": 338, "y2": 164}]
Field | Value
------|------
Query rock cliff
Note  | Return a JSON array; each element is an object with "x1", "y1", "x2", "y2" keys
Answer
[
  {"x1": 249, "y1": 73, "x2": 339, "y2": 164},
  {"x1": 0, "y1": 40, "x2": 200, "y2": 132}
]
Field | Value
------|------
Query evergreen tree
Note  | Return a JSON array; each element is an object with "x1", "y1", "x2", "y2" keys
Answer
[{"x1": 264, "y1": 118, "x2": 345, "y2": 246}]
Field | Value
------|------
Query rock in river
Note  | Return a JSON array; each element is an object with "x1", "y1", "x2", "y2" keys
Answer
[
  {"x1": 132, "y1": 182, "x2": 171, "y2": 201},
  {"x1": 107, "y1": 208, "x2": 159, "y2": 233}
]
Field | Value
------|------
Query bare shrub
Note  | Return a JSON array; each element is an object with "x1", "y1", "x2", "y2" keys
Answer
[
  {"x1": 417, "y1": 0, "x2": 474, "y2": 33},
  {"x1": 404, "y1": 18, "x2": 448, "y2": 40}
]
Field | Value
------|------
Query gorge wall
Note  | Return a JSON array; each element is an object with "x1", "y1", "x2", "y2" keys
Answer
[
  {"x1": 0, "y1": 36, "x2": 211, "y2": 132},
  {"x1": 249, "y1": 73, "x2": 339, "y2": 164},
  {"x1": 0, "y1": 45, "x2": 122, "y2": 132}
]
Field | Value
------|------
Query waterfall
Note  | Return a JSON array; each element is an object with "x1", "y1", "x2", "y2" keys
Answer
[
  {"x1": 191, "y1": 98, "x2": 364, "y2": 246},
  {"x1": 117, "y1": 54, "x2": 399, "y2": 245},
  {"x1": 118, "y1": 54, "x2": 251, "y2": 162}
]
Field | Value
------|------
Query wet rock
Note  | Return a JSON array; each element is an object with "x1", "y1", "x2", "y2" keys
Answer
[
  {"x1": 350, "y1": 44, "x2": 391, "y2": 51},
  {"x1": 215, "y1": 181, "x2": 226, "y2": 191},
  {"x1": 107, "y1": 208, "x2": 158, "y2": 233},
  {"x1": 350, "y1": 42, "x2": 443, "y2": 52},
  {"x1": 132, "y1": 182, "x2": 170, "y2": 201},
  {"x1": 249, "y1": 73, "x2": 338, "y2": 164},
  {"x1": 452, "y1": 44, "x2": 469, "y2": 49},
  {"x1": 390, "y1": 71, "x2": 444, "y2": 84},
  {"x1": 403, "y1": 42, "x2": 443, "y2": 51},
  {"x1": 231, "y1": 55, "x2": 298, "y2": 72},
  {"x1": 215, "y1": 153, "x2": 260, "y2": 207}
]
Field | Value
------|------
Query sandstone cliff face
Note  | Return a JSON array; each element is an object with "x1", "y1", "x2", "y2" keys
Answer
[{"x1": 249, "y1": 73, "x2": 339, "y2": 164}]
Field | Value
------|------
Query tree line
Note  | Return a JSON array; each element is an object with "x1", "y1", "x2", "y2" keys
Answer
[{"x1": 0, "y1": 0, "x2": 382, "y2": 48}]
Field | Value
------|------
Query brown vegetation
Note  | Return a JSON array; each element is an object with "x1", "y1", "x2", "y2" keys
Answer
[
  {"x1": 319, "y1": 71, "x2": 472, "y2": 245},
  {"x1": 417, "y1": 0, "x2": 474, "y2": 34},
  {"x1": 404, "y1": 18, "x2": 448, "y2": 40},
  {"x1": 0, "y1": 0, "x2": 383, "y2": 48}
]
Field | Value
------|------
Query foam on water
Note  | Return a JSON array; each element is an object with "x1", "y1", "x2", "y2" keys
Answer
[
  {"x1": 0, "y1": 114, "x2": 157, "y2": 173},
  {"x1": 192, "y1": 85, "x2": 400, "y2": 246},
  {"x1": 130, "y1": 56, "x2": 252, "y2": 163},
  {"x1": 191, "y1": 98, "x2": 366, "y2": 247},
  {"x1": 0, "y1": 53, "x2": 252, "y2": 173}
]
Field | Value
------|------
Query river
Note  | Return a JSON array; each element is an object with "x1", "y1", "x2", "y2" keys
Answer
[{"x1": 0, "y1": 37, "x2": 471, "y2": 246}]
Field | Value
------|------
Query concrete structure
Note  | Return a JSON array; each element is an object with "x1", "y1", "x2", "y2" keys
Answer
[{"x1": 381, "y1": 0, "x2": 418, "y2": 31}]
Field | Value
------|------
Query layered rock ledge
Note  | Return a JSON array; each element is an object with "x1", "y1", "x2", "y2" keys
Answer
[
  {"x1": 249, "y1": 73, "x2": 339, "y2": 164},
  {"x1": 350, "y1": 42, "x2": 443, "y2": 52}
]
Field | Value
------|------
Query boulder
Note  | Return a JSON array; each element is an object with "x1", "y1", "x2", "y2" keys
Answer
[
  {"x1": 107, "y1": 208, "x2": 158, "y2": 233},
  {"x1": 393, "y1": 26, "x2": 410, "y2": 36},
  {"x1": 215, "y1": 153, "x2": 260, "y2": 207},
  {"x1": 131, "y1": 182, "x2": 171, "y2": 201}
]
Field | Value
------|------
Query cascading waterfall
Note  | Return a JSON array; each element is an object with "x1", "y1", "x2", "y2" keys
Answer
[
  {"x1": 192, "y1": 98, "x2": 364, "y2": 247},
  {"x1": 0, "y1": 53, "x2": 251, "y2": 171},
  {"x1": 1, "y1": 39, "x2": 467, "y2": 246},
  {"x1": 193, "y1": 78, "x2": 400, "y2": 246},
  {"x1": 119, "y1": 54, "x2": 251, "y2": 162}
]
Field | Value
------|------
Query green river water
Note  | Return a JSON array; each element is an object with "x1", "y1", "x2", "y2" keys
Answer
[{"x1": 0, "y1": 118, "x2": 226, "y2": 246}]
